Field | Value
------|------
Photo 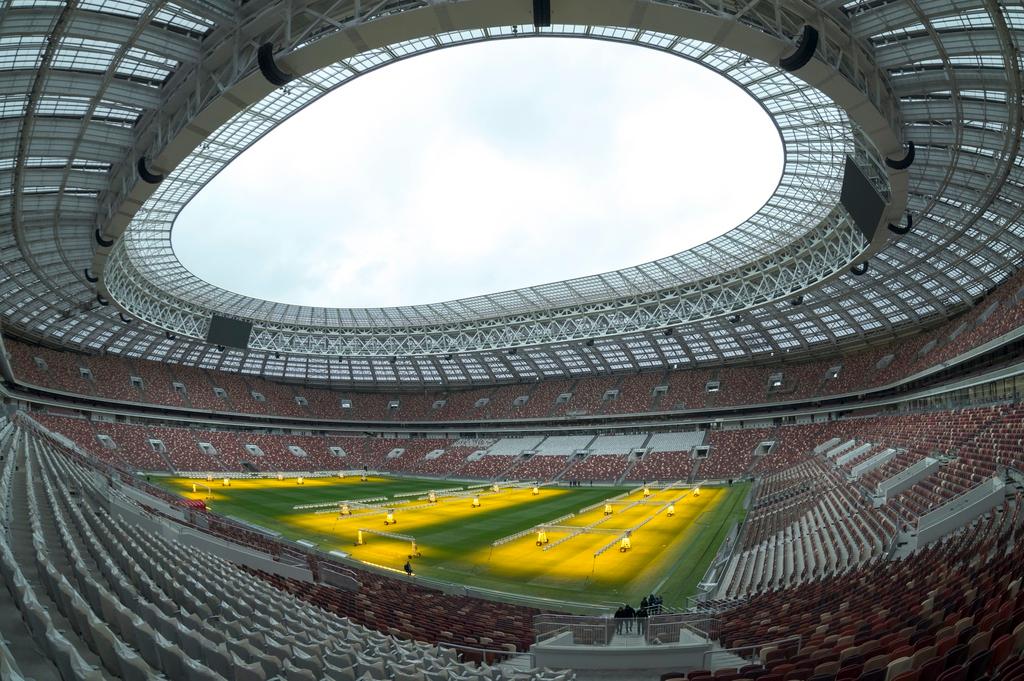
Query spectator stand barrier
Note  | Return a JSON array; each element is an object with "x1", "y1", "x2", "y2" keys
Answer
[
  {"x1": 700, "y1": 634, "x2": 803, "y2": 671},
  {"x1": 533, "y1": 613, "x2": 721, "y2": 647}
]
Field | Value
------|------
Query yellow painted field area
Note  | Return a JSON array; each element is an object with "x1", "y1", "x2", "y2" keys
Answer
[
  {"x1": 476, "y1": 486, "x2": 727, "y2": 596},
  {"x1": 161, "y1": 472, "x2": 384, "y2": 503},
  {"x1": 153, "y1": 474, "x2": 743, "y2": 605},
  {"x1": 310, "y1": 487, "x2": 575, "y2": 564}
]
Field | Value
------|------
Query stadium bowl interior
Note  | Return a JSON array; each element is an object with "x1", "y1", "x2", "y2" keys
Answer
[{"x1": 2, "y1": 1, "x2": 1024, "y2": 680}]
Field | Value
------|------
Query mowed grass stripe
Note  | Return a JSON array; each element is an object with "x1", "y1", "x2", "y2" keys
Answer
[{"x1": 653, "y1": 482, "x2": 749, "y2": 604}]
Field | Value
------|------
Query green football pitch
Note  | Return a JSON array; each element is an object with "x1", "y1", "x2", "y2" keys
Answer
[{"x1": 154, "y1": 475, "x2": 748, "y2": 609}]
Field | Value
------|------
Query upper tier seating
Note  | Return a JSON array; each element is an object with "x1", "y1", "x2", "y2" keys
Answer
[
  {"x1": 603, "y1": 371, "x2": 665, "y2": 415},
  {"x1": 553, "y1": 376, "x2": 619, "y2": 416},
  {"x1": 712, "y1": 367, "x2": 770, "y2": 407},
  {"x1": 7, "y1": 269, "x2": 1024, "y2": 423},
  {"x1": 516, "y1": 380, "x2": 575, "y2": 419},
  {"x1": 661, "y1": 369, "x2": 714, "y2": 411},
  {"x1": 164, "y1": 364, "x2": 231, "y2": 411},
  {"x1": 241, "y1": 377, "x2": 309, "y2": 418},
  {"x1": 133, "y1": 360, "x2": 191, "y2": 408},
  {"x1": 86, "y1": 354, "x2": 146, "y2": 402}
]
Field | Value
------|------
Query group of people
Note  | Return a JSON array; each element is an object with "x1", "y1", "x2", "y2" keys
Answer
[
  {"x1": 565, "y1": 479, "x2": 592, "y2": 487},
  {"x1": 613, "y1": 594, "x2": 664, "y2": 635}
]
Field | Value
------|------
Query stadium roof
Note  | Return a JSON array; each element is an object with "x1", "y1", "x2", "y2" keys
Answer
[{"x1": 2, "y1": 0, "x2": 1022, "y2": 386}]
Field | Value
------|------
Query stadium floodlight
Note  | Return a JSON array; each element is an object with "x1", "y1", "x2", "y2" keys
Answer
[
  {"x1": 667, "y1": 504, "x2": 675, "y2": 517},
  {"x1": 428, "y1": 491, "x2": 437, "y2": 503},
  {"x1": 340, "y1": 504, "x2": 350, "y2": 516},
  {"x1": 338, "y1": 472, "x2": 344, "y2": 478},
  {"x1": 278, "y1": 473, "x2": 284, "y2": 481},
  {"x1": 536, "y1": 531, "x2": 548, "y2": 546},
  {"x1": 619, "y1": 533, "x2": 632, "y2": 553},
  {"x1": 360, "y1": 474, "x2": 367, "y2": 482},
  {"x1": 222, "y1": 478, "x2": 230, "y2": 487},
  {"x1": 491, "y1": 483, "x2": 499, "y2": 493},
  {"x1": 532, "y1": 486, "x2": 540, "y2": 496},
  {"x1": 472, "y1": 495, "x2": 481, "y2": 508},
  {"x1": 604, "y1": 504, "x2": 613, "y2": 516},
  {"x1": 693, "y1": 487, "x2": 700, "y2": 497},
  {"x1": 192, "y1": 484, "x2": 197, "y2": 493},
  {"x1": 385, "y1": 511, "x2": 396, "y2": 526},
  {"x1": 643, "y1": 487, "x2": 651, "y2": 498},
  {"x1": 297, "y1": 476, "x2": 304, "y2": 485},
  {"x1": 356, "y1": 530, "x2": 364, "y2": 546}
]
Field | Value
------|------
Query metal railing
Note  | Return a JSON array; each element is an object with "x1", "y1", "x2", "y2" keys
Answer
[
  {"x1": 443, "y1": 640, "x2": 529, "y2": 668},
  {"x1": 533, "y1": 612, "x2": 720, "y2": 647},
  {"x1": 701, "y1": 634, "x2": 802, "y2": 670}
]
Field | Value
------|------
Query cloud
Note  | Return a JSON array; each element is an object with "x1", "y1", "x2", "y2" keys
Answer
[{"x1": 172, "y1": 37, "x2": 783, "y2": 308}]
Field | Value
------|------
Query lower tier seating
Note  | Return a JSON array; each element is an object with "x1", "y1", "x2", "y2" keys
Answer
[{"x1": 1, "y1": 416, "x2": 573, "y2": 681}]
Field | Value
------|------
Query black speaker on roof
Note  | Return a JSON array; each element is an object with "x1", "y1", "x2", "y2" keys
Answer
[
  {"x1": 886, "y1": 142, "x2": 915, "y2": 170},
  {"x1": 84, "y1": 269, "x2": 98, "y2": 283},
  {"x1": 137, "y1": 157, "x2": 164, "y2": 184},
  {"x1": 532, "y1": 0, "x2": 551, "y2": 27},
  {"x1": 257, "y1": 43, "x2": 295, "y2": 86},
  {"x1": 850, "y1": 262, "x2": 870, "y2": 276},
  {"x1": 94, "y1": 229, "x2": 113, "y2": 248},
  {"x1": 889, "y1": 214, "x2": 912, "y2": 236},
  {"x1": 779, "y1": 25, "x2": 818, "y2": 72}
]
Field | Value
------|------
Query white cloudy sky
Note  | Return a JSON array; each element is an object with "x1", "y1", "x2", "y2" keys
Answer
[{"x1": 172, "y1": 38, "x2": 783, "y2": 309}]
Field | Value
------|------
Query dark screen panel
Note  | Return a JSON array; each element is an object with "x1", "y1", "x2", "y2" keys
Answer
[
  {"x1": 206, "y1": 315, "x2": 252, "y2": 349},
  {"x1": 840, "y1": 156, "x2": 886, "y2": 241}
]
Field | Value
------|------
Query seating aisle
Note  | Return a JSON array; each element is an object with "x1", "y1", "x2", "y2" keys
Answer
[{"x1": 1, "y1": 418, "x2": 575, "y2": 681}]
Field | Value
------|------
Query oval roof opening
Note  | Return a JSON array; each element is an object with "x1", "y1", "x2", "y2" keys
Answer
[{"x1": 173, "y1": 37, "x2": 784, "y2": 308}]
